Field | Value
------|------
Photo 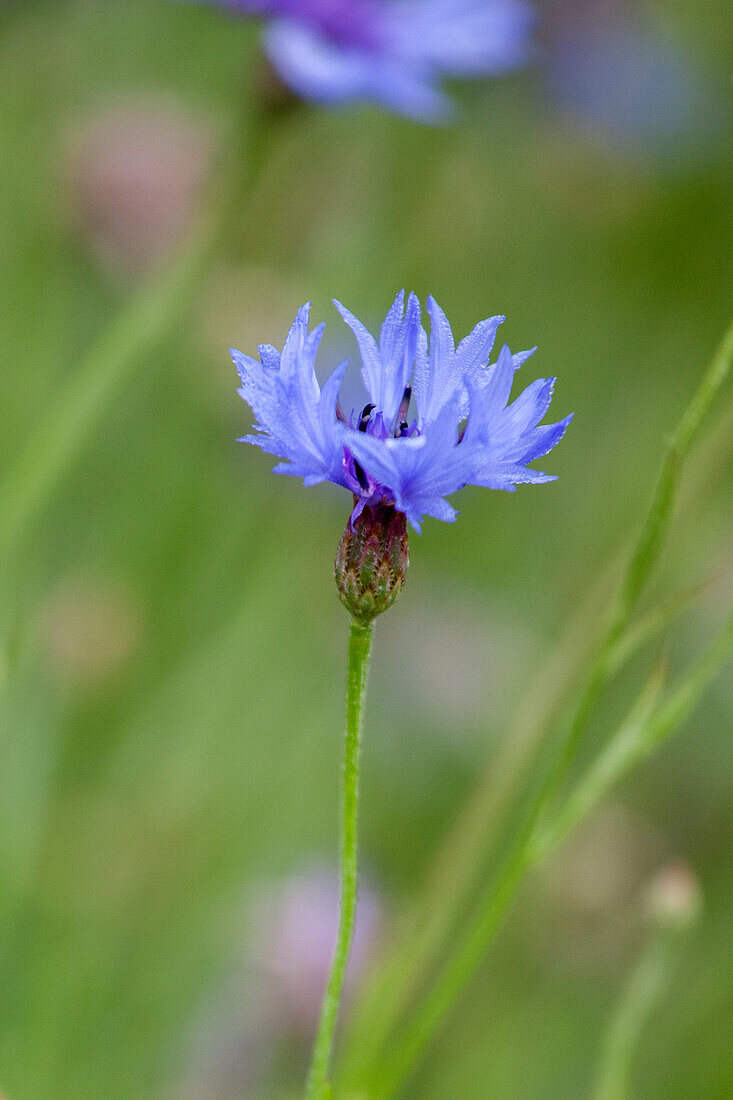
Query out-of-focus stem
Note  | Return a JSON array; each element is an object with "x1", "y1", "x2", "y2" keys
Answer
[
  {"x1": 368, "y1": 611, "x2": 730, "y2": 1098},
  {"x1": 594, "y1": 862, "x2": 701, "y2": 1100},
  {"x1": 0, "y1": 62, "x2": 294, "y2": 570},
  {"x1": 593, "y1": 934, "x2": 675, "y2": 1100}
]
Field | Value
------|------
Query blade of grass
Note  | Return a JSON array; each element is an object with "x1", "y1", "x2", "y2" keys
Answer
[
  {"x1": 361, "y1": 662, "x2": 665, "y2": 1099},
  {"x1": 344, "y1": 572, "x2": 711, "y2": 1076},
  {"x1": 528, "y1": 658, "x2": 668, "y2": 862},
  {"x1": 338, "y1": 565, "x2": 685, "y2": 1084},
  {"x1": 592, "y1": 865, "x2": 701, "y2": 1100},
  {"x1": 604, "y1": 575, "x2": 719, "y2": 678},
  {"x1": 368, "y1": 609, "x2": 733, "y2": 1097},
  {"x1": 339, "y1": 576, "x2": 719, "y2": 1086},
  {"x1": 533, "y1": 316, "x2": 733, "y2": 820},
  {"x1": 592, "y1": 933, "x2": 679, "y2": 1100},
  {"x1": 338, "y1": 557, "x2": 614, "y2": 1084}
]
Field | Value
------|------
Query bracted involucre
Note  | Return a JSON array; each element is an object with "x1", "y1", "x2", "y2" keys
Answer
[{"x1": 334, "y1": 502, "x2": 409, "y2": 620}]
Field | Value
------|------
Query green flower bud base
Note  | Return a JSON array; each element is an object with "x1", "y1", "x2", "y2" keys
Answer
[{"x1": 334, "y1": 502, "x2": 409, "y2": 622}]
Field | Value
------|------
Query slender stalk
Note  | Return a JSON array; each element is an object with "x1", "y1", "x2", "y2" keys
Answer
[
  {"x1": 593, "y1": 928, "x2": 685, "y2": 1100},
  {"x1": 529, "y1": 659, "x2": 668, "y2": 864},
  {"x1": 368, "y1": 612, "x2": 732, "y2": 1098},
  {"x1": 539, "y1": 303, "x2": 733, "y2": 824},
  {"x1": 340, "y1": 559, "x2": 676, "y2": 1084},
  {"x1": 338, "y1": 565, "x2": 611, "y2": 1083},
  {"x1": 307, "y1": 617, "x2": 374, "y2": 1099}
]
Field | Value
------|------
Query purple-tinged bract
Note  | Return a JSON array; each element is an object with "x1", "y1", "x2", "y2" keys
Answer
[
  {"x1": 231, "y1": 292, "x2": 572, "y2": 532},
  {"x1": 209, "y1": 0, "x2": 535, "y2": 121}
]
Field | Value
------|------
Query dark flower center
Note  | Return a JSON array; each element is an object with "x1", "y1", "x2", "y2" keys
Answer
[
  {"x1": 342, "y1": 387, "x2": 419, "y2": 500},
  {"x1": 358, "y1": 403, "x2": 376, "y2": 432}
]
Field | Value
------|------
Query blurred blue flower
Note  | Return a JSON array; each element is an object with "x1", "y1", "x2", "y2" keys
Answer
[
  {"x1": 210, "y1": 0, "x2": 535, "y2": 121},
  {"x1": 544, "y1": 0, "x2": 724, "y2": 166},
  {"x1": 231, "y1": 292, "x2": 571, "y2": 531}
]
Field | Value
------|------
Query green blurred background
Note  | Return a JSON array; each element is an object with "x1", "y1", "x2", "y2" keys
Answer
[{"x1": 0, "y1": 1, "x2": 732, "y2": 1097}]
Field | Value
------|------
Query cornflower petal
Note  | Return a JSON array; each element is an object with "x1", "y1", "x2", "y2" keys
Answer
[
  {"x1": 204, "y1": 0, "x2": 535, "y2": 121},
  {"x1": 387, "y1": 0, "x2": 535, "y2": 75},
  {"x1": 501, "y1": 375, "x2": 556, "y2": 433},
  {"x1": 514, "y1": 413, "x2": 574, "y2": 464},
  {"x1": 455, "y1": 313, "x2": 505, "y2": 376},
  {"x1": 231, "y1": 303, "x2": 346, "y2": 489},
  {"x1": 412, "y1": 296, "x2": 456, "y2": 425},
  {"x1": 334, "y1": 290, "x2": 421, "y2": 427},
  {"x1": 481, "y1": 342, "x2": 516, "y2": 420}
]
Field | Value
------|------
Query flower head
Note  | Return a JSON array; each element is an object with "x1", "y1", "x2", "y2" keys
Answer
[
  {"x1": 231, "y1": 291, "x2": 572, "y2": 533},
  {"x1": 209, "y1": 0, "x2": 535, "y2": 121}
]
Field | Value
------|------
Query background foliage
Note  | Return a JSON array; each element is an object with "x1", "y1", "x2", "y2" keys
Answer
[{"x1": 0, "y1": 1, "x2": 731, "y2": 1097}]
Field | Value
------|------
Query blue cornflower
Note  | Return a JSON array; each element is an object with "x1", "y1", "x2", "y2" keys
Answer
[
  {"x1": 208, "y1": 0, "x2": 534, "y2": 121},
  {"x1": 231, "y1": 292, "x2": 572, "y2": 532},
  {"x1": 546, "y1": 9, "x2": 723, "y2": 167}
]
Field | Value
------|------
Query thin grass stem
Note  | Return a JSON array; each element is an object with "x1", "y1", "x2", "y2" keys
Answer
[
  {"x1": 592, "y1": 934, "x2": 678, "y2": 1100},
  {"x1": 369, "y1": 610, "x2": 731, "y2": 1097},
  {"x1": 592, "y1": 877, "x2": 699, "y2": 1100}
]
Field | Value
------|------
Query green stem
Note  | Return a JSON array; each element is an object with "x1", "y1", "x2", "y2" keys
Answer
[
  {"x1": 593, "y1": 932, "x2": 680, "y2": 1100},
  {"x1": 369, "y1": 611, "x2": 732, "y2": 1098},
  {"x1": 339, "y1": 561, "x2": 616, "y2": 1086},
  {"x1": 307, "y1": 617, "x2": 374, "y2": 1099},
  {"x1": 369, "y1": 841, "x2": 533, "y2": 1099}
]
